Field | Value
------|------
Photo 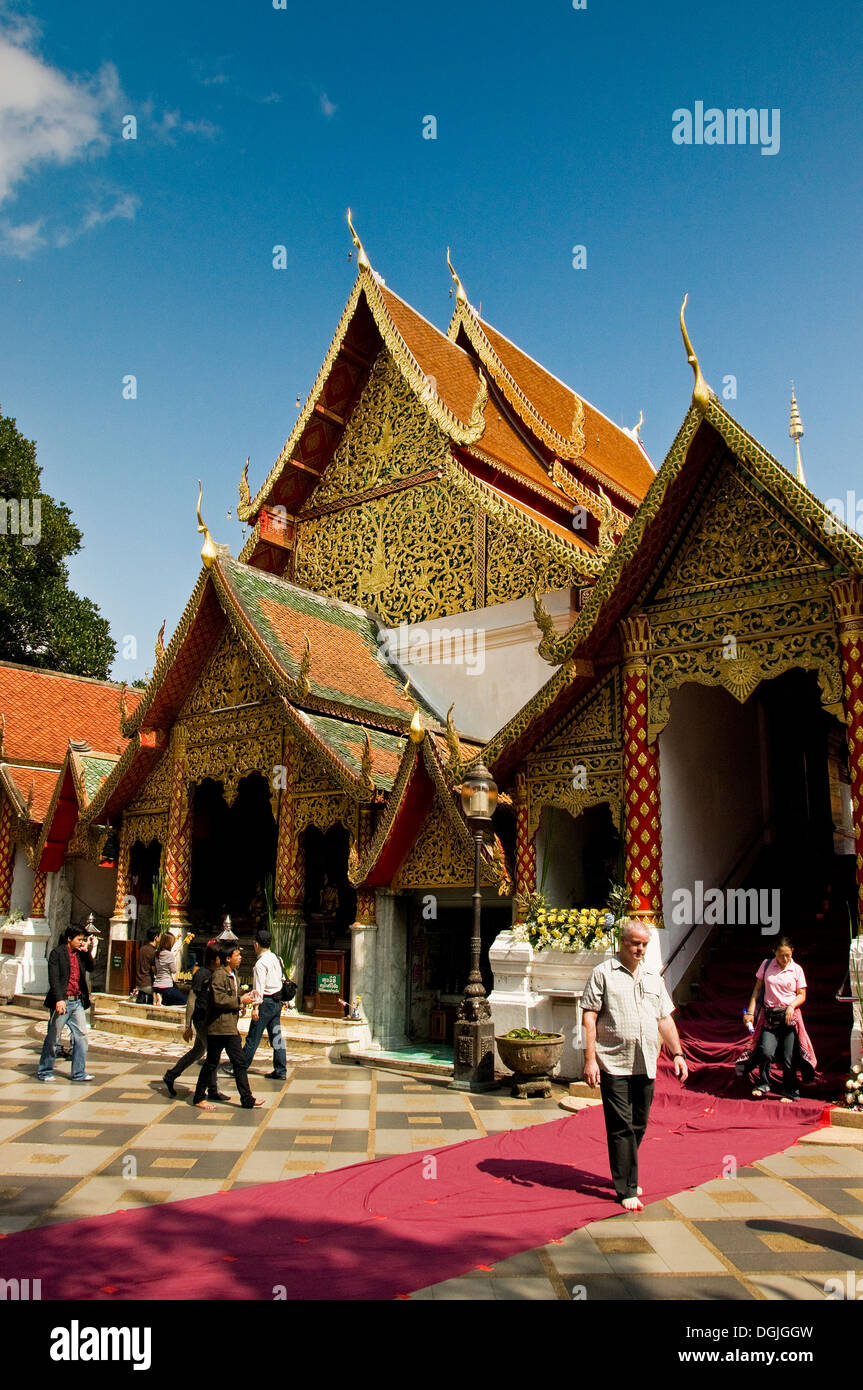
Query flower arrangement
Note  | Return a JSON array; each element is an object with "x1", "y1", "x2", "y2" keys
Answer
[
  {"x1": 844, "y1": 1062, "x2": 863, "y2": 1112},
  {"x1": 513, "y1": 881, "x2": 634, "y2": 954}
]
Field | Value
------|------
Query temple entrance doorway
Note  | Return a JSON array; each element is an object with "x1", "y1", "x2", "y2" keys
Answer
[
  {"x1": 301, "y1": 824, "x2": 356, "y2": 1011},
  {"x1": 536, "y1": 802, "x2": 621, "y2": 920},
  {"x1": 406, "y1": 890, "x2": 512, "y2": 1045},
  {"x1": 188, "y1": 774, "x2": 276, "y2": 936},
  {"x1": 128, "y1": 838, "x2": 162, "y2": 939}
]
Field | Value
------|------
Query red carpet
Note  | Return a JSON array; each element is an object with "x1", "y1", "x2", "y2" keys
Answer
[{"x1": 0, "y1": 1086, "x2": 827, "y2": 1301}]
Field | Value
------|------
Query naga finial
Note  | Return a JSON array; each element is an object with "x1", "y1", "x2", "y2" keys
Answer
[
  {"x1": 533, "y1": 593, "x2": 557, "y2": 645},
  {"x1": 239, "y1": 458, "x2": 251, "y2": 509},
  {"x1": 631, "y1": 409, "x2": 644, "y2": 438},
  {"x1": 347, "y1": 208, "x2": 371, "y2": 271},
  {"x1": 360, "y1": 728, "x2": 374, "y2": 790},
  {"x1": 0, "y1": 712, "x2": 5, "y2": 759},
  {"x1": 155, "y1": 619, "x2": 166, "y2": 664},
  {"x1": 409, "y1": 707, "x2": 425, "y2": 744},
  {"x1": 298, "y1": 633, "x2": 312, "y2": 697},
  {"x1": 446, "y1": 247, "x2": 468, "y2": 307},
  {"x1": 119, "y1": 682, "x2": 129, "y2": 721},
  {"x1": 25, "y1": 778, "x2": 34, "y2": 816},
  {"x1": 445, "y1": 702, "x2": 461, "y2": 773},
  {"x1": 680, "y1": 295, "x2": 713, "y2": 414},
  {"x1": 196, "y1": 481, "x2": 218, "y2": 568}
]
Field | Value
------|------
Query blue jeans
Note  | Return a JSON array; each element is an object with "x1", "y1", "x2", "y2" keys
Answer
[
  {"x1": 38, "y1": 999, "x2": 88, "y2": 1079},
  {"x1": 241, "y1": 995, "x2": 287, "y2": 1076}
]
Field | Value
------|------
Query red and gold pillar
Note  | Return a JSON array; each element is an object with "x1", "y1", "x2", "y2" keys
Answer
[
  {"x1": 163, "y1": 725, "x2": 192, "y2": 929},
  {"x1": 112, "y1": 819, "x2": 133, "y2": 923},
  {"x1": 30, "y1": 867, "x2": 48, "y2": 920},
  {"x1": 832, "y1": 578, "x2": 863, "y2": 922},
  {"x1": 274, "y1": 735, "x2": 304, "y2": 922},
  {"x1": 620, "y1": 615, "x2": 663, "y2": 928},
  {"x1": 514, "y1": 772, "x2": 537, "y2": 921},
  {"x1": 0, "y1": 795, "x2": 15, "y2": 917}
]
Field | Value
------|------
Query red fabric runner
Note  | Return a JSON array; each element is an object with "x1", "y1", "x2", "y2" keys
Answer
[{"x1": 0, "y1": 1085, "x2": 827, "y2": 1301}]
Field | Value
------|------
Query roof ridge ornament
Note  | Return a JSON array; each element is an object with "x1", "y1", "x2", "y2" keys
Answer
[
  {"x1": 445, "y1": 702, "x2": 461, "y2": 774},
  {"x1": 360, "y1": 728, "x2": 375, "y2": 790},
  {"x1": 196, "y1": 481, "x2": 219, "y2": 569},
  {"x1": 446, "y1": 247, "x2": 468, "y2": 307},
  {"x1": 239, "y1": 458, "x2": 251, "y2": 510},
  {"x1": 298, "y1": 633, "x2": 312, "y2": 697},
  {"x1": 680, "y1": 294, "x2": 714, "y2": 414},
  {"x1": 155, "y1": 619, "x2": 166, "y2": 665},
  {"x1": 347, "y1": 208, "x2": 371, "y2": 272}
]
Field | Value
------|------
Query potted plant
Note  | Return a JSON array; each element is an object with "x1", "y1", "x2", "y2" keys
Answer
[{"x1": 495, "y1": 1026, "x2": 565, "y2": 1076}]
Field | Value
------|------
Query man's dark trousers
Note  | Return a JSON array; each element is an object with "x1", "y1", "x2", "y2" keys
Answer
[
  {"x1": 599, "y1": 1071, "x2": 654, "y2": 1199},
  {"x1": 194, "y1": 1035, "x2": 254, "y2": 1107}
]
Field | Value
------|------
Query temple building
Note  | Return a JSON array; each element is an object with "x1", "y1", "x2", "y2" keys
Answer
[{"x1": 1, "y1": 229, "x2": 860, "y2": 1070}]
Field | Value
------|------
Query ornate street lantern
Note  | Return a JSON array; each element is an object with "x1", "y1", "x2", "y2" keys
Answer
[{"x1": 452, "y1": 760, "x2": 499, "y2": 1092}]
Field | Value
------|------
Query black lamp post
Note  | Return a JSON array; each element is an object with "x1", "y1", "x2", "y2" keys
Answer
[{"x1": 451, "y1": 759, "x2": 498, "y2": 1092}]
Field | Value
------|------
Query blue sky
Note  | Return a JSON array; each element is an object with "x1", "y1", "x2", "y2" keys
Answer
[{"x1": 1, "y1": 0, "x2": 861, "y2": 681}]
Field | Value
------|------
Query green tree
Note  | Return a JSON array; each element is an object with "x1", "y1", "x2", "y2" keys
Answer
[{"x1": 0, "y1": 408, "x2": 115, "y2": 678}]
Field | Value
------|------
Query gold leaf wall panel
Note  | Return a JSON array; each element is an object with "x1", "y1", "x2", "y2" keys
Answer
[{"x1": 485, "y1": 517, "x2": 580, "y2": 605}]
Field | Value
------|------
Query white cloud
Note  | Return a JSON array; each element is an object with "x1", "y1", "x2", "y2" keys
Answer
[
  {"x1": 149, "y1": 108, "x2": 219, "y2": 142},
  {"x1": 0, "y1": 213, "x2": 44, "y2": 257},
  {"x1": 319, "y1": 92, "x2": 337, "y2": 118},
  {"x1": 0, "y1": 24, "x2": 121, "y2": 206}
]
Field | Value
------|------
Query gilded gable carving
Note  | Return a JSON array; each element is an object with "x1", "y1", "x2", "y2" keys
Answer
[
  {"x1": 182, "y1": 630, "x2": 272, "y2": 719},
  {"x1": 128, "y1": 751, "x2": 172, "y2": 813},
  {"x1": 294, "y1": 481, "x2": 475, "y2": 624},
  {"x1": 302, "y1": 351, "x2": 451, "y2": 510},
  {"x1": 652, "y1": 468, "x2": 825, "y2": 601},
  {"x1": 394, "y1": 800, "x2": 474, "y2": 888},
  {"x1": 485, "y1": 518, "x2": 581, "y2": 605},
  {"x1": 544, "y1": 670, "x2": 620, "y2": 753}
]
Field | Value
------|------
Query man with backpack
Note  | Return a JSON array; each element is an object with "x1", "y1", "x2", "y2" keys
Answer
[
  {"x1": 162, "y1": 944, "x2": 229, "y2": 1101},
  {"x1": 193, "y1": 942, "x2": 263, "y2": 1110},
  {"x1": 238, "y1": 928, "x2": 290, "y2": 1080}
]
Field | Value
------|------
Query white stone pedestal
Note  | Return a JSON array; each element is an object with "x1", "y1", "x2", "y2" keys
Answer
[
  {"x1": 0, "y1": 917, "x2": 51, "y2": 997},
  {"x1": 489, "y1": 930, "x2": 613, "y2": 1080}
]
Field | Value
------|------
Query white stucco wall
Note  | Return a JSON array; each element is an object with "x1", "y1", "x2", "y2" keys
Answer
[
  {"x1": 379, "y1": 588, "x2": 572, "y2": 741},
  {"x1": 9, "y1": 846, "x2": 34, "y2": 915},
  {"x1": 657, "y1": 683, "x2": 769, "y2": 989}
]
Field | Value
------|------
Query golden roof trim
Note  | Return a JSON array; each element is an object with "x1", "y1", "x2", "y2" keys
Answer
[{"x1": 240, "y1": 273, "x2": 488, "y2": 525}]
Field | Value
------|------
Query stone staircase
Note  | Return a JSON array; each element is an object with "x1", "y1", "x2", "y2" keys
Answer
[{"x1": 8, "y1": 992, "x2": 369, "y2": 1062}]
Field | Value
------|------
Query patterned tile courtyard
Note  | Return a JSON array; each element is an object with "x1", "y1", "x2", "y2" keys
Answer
[{"x1": 1, "y1": 1009, "x2": 862, "y2": 1300}]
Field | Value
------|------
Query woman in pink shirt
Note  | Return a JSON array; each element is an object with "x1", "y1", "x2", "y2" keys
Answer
[{"x1": 743, "y1": 937, "x2": 811, "y2": 1102}]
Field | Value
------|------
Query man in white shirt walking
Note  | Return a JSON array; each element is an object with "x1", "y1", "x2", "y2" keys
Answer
[
  {"x1": 241, "y1": 928, "x2": 288, "y2": 1080},
  {"x1": 581, "y1": 921, "x2": 688, "y2": 1211}
]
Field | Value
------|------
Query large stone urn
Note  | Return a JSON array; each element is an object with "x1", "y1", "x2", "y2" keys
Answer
[{"x1": 496, "y1": 1032, "x2": 565, "y2": 1098}]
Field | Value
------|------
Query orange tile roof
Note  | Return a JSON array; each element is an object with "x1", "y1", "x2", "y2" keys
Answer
[
  {"x1": 0, "y1": 663, "x2": 141, "y2": 766},
  {"x1": 4, "y1": 766, "x2": 61, "y2": 822},
  {"x1": 477, "y1": 318, "x2": 655, "y2": 501}
]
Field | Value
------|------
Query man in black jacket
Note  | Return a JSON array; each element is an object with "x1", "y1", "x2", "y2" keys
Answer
[{"x1": 37, "y1": 925, "x2": 97, "y2": 1082}]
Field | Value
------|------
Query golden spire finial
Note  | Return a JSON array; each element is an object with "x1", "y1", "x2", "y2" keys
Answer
[
  {"x1": 196, "y1": 481, "x2": 218, "y2": 569},
  {"x1": 446, "y1": 247, "x2": 468, "y2": 307},
  {"x1": 155, "y1": 619, "x2": 166, "y2": 664},
  {"x1": 239, "y1": 458, "x2": 251, "y2": 509},
  {"x1": 346, "y1": 208, "x2": 371, "y2": 271},
  {"x1": 680, "y1": 295, "x2": 713, "y2": 414},
  {"x1": 789, "y1": 384, "x2": 806, "y2": 486}
]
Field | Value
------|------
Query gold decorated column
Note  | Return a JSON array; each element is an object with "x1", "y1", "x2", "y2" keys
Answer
[
  {"x1": 0, "y1": 795, "x2": 15, "y2": 917},
  {"x1": 832, "y1": 577, "x2": 863, "y2": 922},
  {"x1": 620, "y1": 614, "x2": 664, "y2": 929},
  {"x1": 514, "y1": 772, "x2": 537, "y2": 921},
  {"x1": 353, "y1": 805, "x2": 377, "y2": 928},
  {"x1": 163, "y1": 725, "x2": 193, "y2": 929},
  {"x1": 30, "y1": 867, "x2": 47, "y2": 919}
]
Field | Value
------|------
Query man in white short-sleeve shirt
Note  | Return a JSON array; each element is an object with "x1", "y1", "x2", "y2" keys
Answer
[{"x1": 581, "y1": 921, "x2": 688, "y2": 1211}]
